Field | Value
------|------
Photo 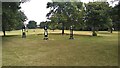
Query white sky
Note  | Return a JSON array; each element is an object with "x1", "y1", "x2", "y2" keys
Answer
[{"x1": 20, "y1": 0, "x2": 118, "y2": 25}]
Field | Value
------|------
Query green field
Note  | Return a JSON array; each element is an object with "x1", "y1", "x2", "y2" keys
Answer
[{"x1": 2, "y1": 29, "x2": 118, "y2": 66}]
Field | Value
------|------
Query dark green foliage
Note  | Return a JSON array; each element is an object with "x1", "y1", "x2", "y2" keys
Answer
[
  {"x1": 46, "y1": 2, "x2": 84, "y2": 34},
  {"x1": 2, "y1": 2, "x2": 27, "y2": 36},
  {"x1": 46, "y1": 1, "x2": 117, "y2": 36},
  {"x1": 111, "y1": 1, "x2": 120, "y2": 30},
  {"x1": 27, "y1": 20, "x2": 37, "y2": 29},
  {"x1": 39, "y1": 22, "x2": 46, "y2": 28},
  {"x1": 39, "y1": 21, "x2": 48, "y2": 28},
  {"x1": 84, "y1": 2, "x2": 112, "y2": 36}
]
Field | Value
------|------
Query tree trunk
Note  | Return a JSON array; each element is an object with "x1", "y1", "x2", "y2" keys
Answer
[
  {"x1": 92, "y1": 27, "x2": 97, "y2": 36},
  {"x1": 3, "y1": 30, "x2": 6, "y2": 36},
  {"x1": 53, "y1": 29, "x2": 54, "y2": 32},
  {"x1": 62, "y1": 23, "x2": 64, "y2": 35},
  {"x1": 110, "y1": 28, "x2": 113, "y2": 33}
]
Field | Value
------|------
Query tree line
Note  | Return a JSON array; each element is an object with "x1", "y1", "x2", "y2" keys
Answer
[
  {"x1": 40, "y1": 1, "x2": 119, "y2": 36},
  {"x1": 2, "y1": 0, "x2": 120, "y2": 36}
]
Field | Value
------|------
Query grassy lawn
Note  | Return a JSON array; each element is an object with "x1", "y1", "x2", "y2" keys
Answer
[{"x1": 2, "y1": 29, "x2": 118, "y2": 66}]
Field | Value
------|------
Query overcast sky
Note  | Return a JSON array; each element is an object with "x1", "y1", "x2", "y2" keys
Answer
[{"x1": 20, "y1": 0, "x2": 118, "y2": 25}]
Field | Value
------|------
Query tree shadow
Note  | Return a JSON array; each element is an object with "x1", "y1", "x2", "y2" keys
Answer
[
  {"x1": 37, "y1": 34, "x2": 43, "y2": 35},
  {"x1": 2, "y1": 33, "x2": 104, "y2": 38},
  {"x1": 2, "y1": 35, "x2": 20, "y2": 37},
  {"x1": 37, "y1": 33, "x2": 104, "y2": 37},
  {"x1": 49, "y1": 33, "x2": 62, "y2": 35},
  {"x1": 97, "y1": 32, "x2": 111, "y2": 34},
  {"x1": 67, "y1": 33, "x2": 104, "y2": 37},
  {"x1": 48, "y1": 33, "x2": 94, "y2": 37}
]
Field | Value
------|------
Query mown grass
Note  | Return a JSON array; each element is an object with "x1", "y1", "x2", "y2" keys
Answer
[{"x1": 2, "y1": 29, "x2": 118, "y2": 66}]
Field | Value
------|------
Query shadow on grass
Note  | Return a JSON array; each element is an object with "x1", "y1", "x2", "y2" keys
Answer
[
  {"x1": 97, "y1": 32, "x2": 111, "y2": 34},
  {"x1": 1, "y1": 33, "x2": 104, "y2": 38},
  {"x1": 2, "y1": 35, "x2": 20, "y2": 37},
  {"x1": 38, "y1": 33, "x2": 103, "y2": 37}
]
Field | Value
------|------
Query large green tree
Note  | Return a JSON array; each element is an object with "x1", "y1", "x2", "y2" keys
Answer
[
  {"x1": 27, "y1": 20, "x2": 37, "y2": 29},
  {"x1": 2, "y1": 2, "x2": 27, "y2": 36},
  {"x1": 39, "y1": 21, "x2": 47, "y2": 28},
  {"x1": 46, "y1": 2, "x2": 83, "y2": 34},
  {"x1": 111, "y1": 1, "x2": 120, "y2": 31},
  {"x1": 84, "y1": 2, "x2": 112, "y2": 36}
]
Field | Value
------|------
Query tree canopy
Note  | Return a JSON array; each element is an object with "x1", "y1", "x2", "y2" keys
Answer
[
  {"x1": 46, "y1": 1, "x2": 116, "y2": 36},
  {"x1": 84, "y1": 2, "x2": 112, "y2": 36},
  {"x1": 27, "y1": 20, "x2": 37, "y2": 29},
  {"x1": 111, "y1": 1, "x2": 120, "y2": 30},
  {"x1": 46, "y1": 2, "x2": 84, "y2": 34},
  {"x1": 2, "y1": 2, "x2": 27, "y2": 36}
]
